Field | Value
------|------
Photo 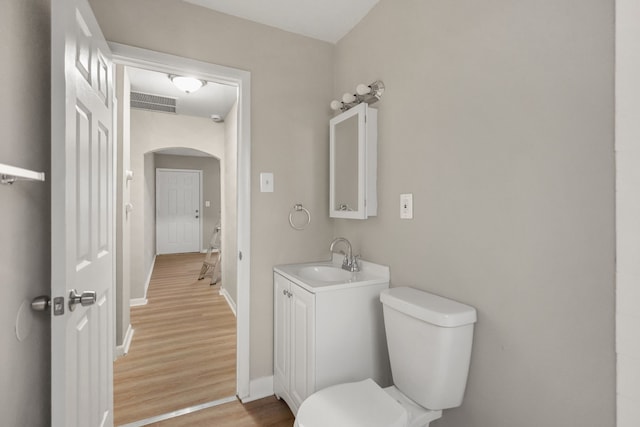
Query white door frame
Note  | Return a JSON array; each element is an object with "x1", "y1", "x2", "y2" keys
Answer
[
  {"x1": 615, "y1": 0, "x2": 640, "y2": 422},
  {"x1": 155, "y1": 168, "x2": 203, "y2": 254},
  {"x1": 109, "y1": 43, "x2": 252, "y2": 400}
]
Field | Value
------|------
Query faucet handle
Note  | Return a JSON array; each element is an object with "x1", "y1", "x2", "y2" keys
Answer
[
  {"x1": 342, "y1": 254, "x2": 360, "y2": 272},
  {"x1": 341, "y1": 254, "x2": 350, "y2": 268},
  {"x1": 352, "y1": 254, "x2": 361, "y2": 270}
]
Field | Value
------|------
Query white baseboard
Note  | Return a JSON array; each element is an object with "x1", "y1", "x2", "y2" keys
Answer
[
  {"x1": 219, "y1": 287, "x2": 237, "y2": 317},
  {"x1": 143, "y1": 255, "x2": 156, "y2": 298},
  {"x1": 115, "y1": 324, "x2": 135, "y2": 359},
  {"x1": 240, "y1": 376, "x2": 274, "y2": 403},
  {"x1": 129, "y1": 255, "x2": 155, "y2": 307}
]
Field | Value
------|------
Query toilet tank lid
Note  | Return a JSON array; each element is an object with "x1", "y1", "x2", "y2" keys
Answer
[{"x1": 380, "y1": 287, "x2": 477, "y2": 327}]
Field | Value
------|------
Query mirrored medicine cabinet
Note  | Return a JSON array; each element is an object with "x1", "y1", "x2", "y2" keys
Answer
[{"x1": 329, "y1": 102, "x2": 377, "y2": 219}]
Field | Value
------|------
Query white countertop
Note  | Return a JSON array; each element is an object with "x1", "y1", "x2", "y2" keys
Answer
[{"x1": 274, "y1": 254, "x2": 390, "y2": 293}]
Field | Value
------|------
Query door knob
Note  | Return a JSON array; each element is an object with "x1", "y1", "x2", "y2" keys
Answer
[
  {"x1": 31, "y1": 296, "x2": 51, "y2": 312},
  {"x1": 68, "y1": 289, "x2": 97, "y2": 311}
]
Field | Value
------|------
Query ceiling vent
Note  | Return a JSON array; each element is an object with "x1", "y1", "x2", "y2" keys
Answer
[{"x1": 130, "y1": 92, "x2": 177, "y2": 113}]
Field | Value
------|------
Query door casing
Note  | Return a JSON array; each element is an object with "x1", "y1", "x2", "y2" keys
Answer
[{"x1": 109, "y1": 42, "x2": 252, "y2": 400}]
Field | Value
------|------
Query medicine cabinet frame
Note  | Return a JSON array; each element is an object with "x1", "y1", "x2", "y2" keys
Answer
[{"x1": 329, "y1": 102, "x2": 377, "y2": 219}]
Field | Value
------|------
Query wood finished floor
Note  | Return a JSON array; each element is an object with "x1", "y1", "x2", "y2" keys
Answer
[
  {"x1": 148, "y1": 396, "x2": 295, "y2": 427},
  {"x1": 114, "y1": 253, "x2": 294, "y2": 426}
]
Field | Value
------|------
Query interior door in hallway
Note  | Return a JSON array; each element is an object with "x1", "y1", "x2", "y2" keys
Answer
[{"x1": 156, "y1": 169, "x2": 202, "y2": 254}]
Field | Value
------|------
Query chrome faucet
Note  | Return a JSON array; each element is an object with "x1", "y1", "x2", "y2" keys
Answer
[{"x1": 329, "y1": 237, "x2": 360, "y2": 272}]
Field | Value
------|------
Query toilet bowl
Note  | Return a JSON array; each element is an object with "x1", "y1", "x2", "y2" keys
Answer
[
  {"x1": 294, "y1": 379, "x2": 442, "y2": 427},
  {"x1": 294, "y1": 287, "x2": 477, "y2": 427}
]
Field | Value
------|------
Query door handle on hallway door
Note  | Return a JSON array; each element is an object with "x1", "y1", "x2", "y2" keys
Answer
[{"x1": 68, "y1": 289, "x2": 97, "y2": 311}]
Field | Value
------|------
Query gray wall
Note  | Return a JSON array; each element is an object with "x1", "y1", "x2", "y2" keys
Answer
[
  {"x1": 155, "y1": 153, "x2": 222, "y2": 249},
  {"x1": 13, "y1": 1, "x2": 612, "y2": 425},
  {"x1": 0, "y1": 0, "x2": 51, "y2": 425},
  {"x1": 222, "y1": 102, "x2": 239, "y2": 303},
  {"x1": 143, "y1": 152, "x2": 156, "y2": 294},
  {"x1": 334, "y1": 1, "x2": 616, "y2": 426},
  {"x1": 115, "y1": 65, "x2": 132, "y2": 348}
]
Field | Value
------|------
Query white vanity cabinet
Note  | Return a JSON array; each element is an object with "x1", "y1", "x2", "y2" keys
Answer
[{"x1": 273, "y1": 260, "x2": 391, "y2": 415}]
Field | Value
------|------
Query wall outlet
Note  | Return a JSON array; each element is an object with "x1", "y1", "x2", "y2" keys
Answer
[
  {"x1": 205, "y1": 200, "x2": 211, "y2": 208},
  {"x1": 400, "y1": 193, "x2": 413, "y2": 219},
  {"x1": 260, "y1": 172, "x2": 274, "y2": 192}
]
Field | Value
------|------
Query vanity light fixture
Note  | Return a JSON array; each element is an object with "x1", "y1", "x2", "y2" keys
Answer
[
  {"x1": 330, "y1": 80, "x2": 385, "y2": 112},
  {"x1": 168, "y1": 74, "x2": 207, "y2": 93}
]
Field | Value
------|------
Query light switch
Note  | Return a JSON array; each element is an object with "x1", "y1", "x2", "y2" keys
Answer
[
  {"x1": 400, "y1": 193, "x2": 413, "y2": 219},
  {"x1": 260, "y1": 172, "x2": 274, "y2": 192},
  {"x1": 205, "y1": 201, "x2": 211, "y2": 208}
]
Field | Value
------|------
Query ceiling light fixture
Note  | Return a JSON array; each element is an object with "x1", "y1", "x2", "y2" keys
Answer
[
  {"x1": 168, "y1": 75, "x2": 207, "y2": 94},
  {"x1": 330, "y1": 80, "x2": 385, "y2": 112}
]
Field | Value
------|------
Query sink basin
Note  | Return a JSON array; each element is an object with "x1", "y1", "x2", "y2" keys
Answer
[
  {"x1": 274, "y1": 255, "x2": 390, "y2": 292},
  {"x1": 297, "y1": 265, "x2": 352, "y2": 282}
]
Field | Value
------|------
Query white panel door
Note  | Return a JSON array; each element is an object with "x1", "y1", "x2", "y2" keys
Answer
[
  {"x1": 156, "y1": 169, "x2": 201, "y2": 254},
  {"x1": 51, "y1": 0, "x2": 114, "y2": 426}
]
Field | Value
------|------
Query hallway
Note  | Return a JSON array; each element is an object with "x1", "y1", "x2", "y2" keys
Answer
[{"x1": 114, "y1": 253, "x2": 236, "y2": 425}]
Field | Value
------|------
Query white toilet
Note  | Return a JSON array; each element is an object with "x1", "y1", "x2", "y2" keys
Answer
[{"x1": 294, "y1": 286, "x2": 477, "y2": 427}]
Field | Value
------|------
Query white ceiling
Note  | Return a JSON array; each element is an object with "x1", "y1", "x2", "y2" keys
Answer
[
  {"x1": 128, "y1": 66, "x2": 238, "y2": 120},
  {"x1": 182, "y1": 0, "x2": 380, "y2": 43}
]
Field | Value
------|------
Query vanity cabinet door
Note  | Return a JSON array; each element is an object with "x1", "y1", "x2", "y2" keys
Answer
[
  {"x1": 273, "y1": 273, "x2": 316, "y2": 413},
  {"x1": 289, "y1": 283, "x2": 315, "y2": 409},
  {"x1": 273, "y1": 274, "x2": 291, "y2": 402}
]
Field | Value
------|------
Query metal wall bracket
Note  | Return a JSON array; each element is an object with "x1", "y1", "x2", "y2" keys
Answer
[{"x1": 0, "y1": 163, "x2": 45, "y2": 185}]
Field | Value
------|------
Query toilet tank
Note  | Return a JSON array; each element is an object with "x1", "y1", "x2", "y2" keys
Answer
[{"x1": 380, "y1": 287, "x2": 477, "y2": 411}]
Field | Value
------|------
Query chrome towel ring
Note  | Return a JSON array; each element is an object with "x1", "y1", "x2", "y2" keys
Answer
[{"x1": 289, "y1": 203, "x2": 311, "y2": 230}]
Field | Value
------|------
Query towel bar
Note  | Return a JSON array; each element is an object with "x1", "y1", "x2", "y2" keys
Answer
[{"x1": 0, "y1": 163, "x2": 45, "y2": 185}]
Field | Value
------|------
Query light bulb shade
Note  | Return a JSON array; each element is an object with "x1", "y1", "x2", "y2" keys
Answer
[
  {"x1": 342, "y1": 92, "x2": 356, "y2": 104},
  {"x1": 330, "y1": 100, "x2": 343, "y2": 111},
  {"x1": 169, "y1": 75, "x2": 206, "y2": 93},
  {"x1": 356, "y1": 84, "x2": 371, "y2": 96}
]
